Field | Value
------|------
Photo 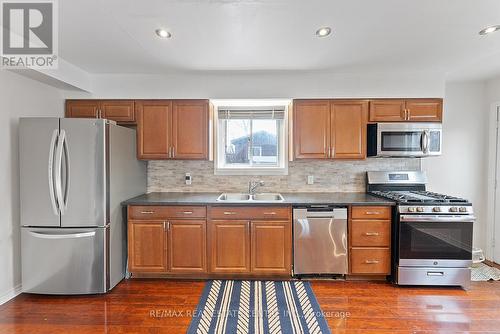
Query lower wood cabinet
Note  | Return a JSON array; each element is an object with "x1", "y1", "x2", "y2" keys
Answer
[
  {"x1": 168, "y1": 220, "x2": 206, "y2": 273},
  {"x1": 209, "y1": 221, "x2": 250, "y2": 273},
  {"x1": 251, "y1": 221, "x2": 291, "y2": 275},
  {"x1": 128, "y1": 220, "x2": 167, "y2": 272},
  {"x1": 128, "y1": 205, "x2": 292, "y2": 278}
]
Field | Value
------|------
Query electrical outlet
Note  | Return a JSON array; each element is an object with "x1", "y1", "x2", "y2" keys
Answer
[
  {"x1": 185, "y1": 173, "x2": 192, "y2": 185},
  {"x1": 307, "y1": 175, "x2": 314, "y2": 185}
]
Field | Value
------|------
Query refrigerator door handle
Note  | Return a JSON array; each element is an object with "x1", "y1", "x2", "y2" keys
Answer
[
  {"x1": 62, "y1": 132, "x2": 70, "y2": 212},
  {"x1": 48, "y1": 129, "x2": 59, "y2": 215},
  {"x1": 29, "y1": 231, "x2": 96, "y2": 239},
  {"x1": 54, "y1": 130, "x2": 66, "y2": 215}
]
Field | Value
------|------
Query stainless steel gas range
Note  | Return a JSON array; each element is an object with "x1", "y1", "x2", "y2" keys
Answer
[{"x1": 367, "y1": 171, "x2": 474, "y2": 289}]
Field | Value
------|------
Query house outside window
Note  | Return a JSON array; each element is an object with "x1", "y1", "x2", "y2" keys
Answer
[{"x1": 214, "y1": 103, "x2": 288, "y2": 175}]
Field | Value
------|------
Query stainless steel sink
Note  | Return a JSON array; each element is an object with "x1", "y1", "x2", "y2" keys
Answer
[
  {"x1": 216, "y1": 193, "x2": 251, "y2": 202},
  {"x1": 252, "y1": 193, "x2": 285, "y2": 202},
  {"x1": 216, "y1": 193, "x2": 285, "y2": 202}
]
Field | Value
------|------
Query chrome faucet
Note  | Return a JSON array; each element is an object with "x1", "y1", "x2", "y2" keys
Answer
[{"x1": 248, "y1": 180, "x2": 265, "y2": 195}]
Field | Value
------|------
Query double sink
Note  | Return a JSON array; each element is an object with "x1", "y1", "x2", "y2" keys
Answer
[{"x1": 217, "y1": 193, "x2": 285, "y2": 203}]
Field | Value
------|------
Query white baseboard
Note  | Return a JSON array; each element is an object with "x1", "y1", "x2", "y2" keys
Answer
[{"x1": 0, "y1": 284, "x2": 22, "y2": 305}]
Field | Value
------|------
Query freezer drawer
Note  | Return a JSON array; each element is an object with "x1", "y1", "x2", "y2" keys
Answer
[{"x1": 21, "y1": 227, "x2": 108, "y2": 294}]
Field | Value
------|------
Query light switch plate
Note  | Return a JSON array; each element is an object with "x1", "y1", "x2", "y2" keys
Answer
[
  {"x1": 185, "y1": 173, "x2": 192, "y2": 185},
  {"x1": 307, "y1": 175, "x2": 314, "y2": 185}
]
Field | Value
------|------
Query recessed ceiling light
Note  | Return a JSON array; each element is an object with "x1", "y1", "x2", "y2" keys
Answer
[
  {"x1": 155, "y1": 29, "x2": 172, "y2": 39},
  {"x1": 316, "y1": 27, "x2": 332, "y2": 38},
  {"x1": 479, "y1": 25, "x2": 500, "y2": 35}
]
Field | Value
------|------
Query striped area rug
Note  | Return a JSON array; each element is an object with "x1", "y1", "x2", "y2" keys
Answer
[{"x1": 187, "y1": 280, "x2": 331, "y2": 334}]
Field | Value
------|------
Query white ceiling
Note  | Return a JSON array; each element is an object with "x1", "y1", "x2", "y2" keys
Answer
[{"x1": 59, "y1": 0, "x2": 500, "y2": 80}]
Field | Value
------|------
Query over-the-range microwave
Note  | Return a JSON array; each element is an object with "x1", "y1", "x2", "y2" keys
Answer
[{"x1": 367, "y1": 123, "x2": 442, "y2": 157}]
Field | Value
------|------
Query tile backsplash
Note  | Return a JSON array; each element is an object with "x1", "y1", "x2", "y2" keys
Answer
[{"x1": 147, "y1": 159, "x2": 421, "y2": 193}]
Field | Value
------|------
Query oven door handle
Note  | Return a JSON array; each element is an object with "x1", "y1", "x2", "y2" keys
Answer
[{"x1": 400, "y1": 215, "x2": 476, "y2": 223}]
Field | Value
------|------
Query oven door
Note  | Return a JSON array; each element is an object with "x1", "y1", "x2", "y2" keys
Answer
[
  {"x1": 376, "y1": 123, "x2": 442, "y2": 157},
  {"x1": 398, "y1": 215, "x2": 473, "y2": 267}
]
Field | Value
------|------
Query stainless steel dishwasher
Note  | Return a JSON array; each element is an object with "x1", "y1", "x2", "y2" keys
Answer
[{"x1": 293, "y1": 206, "x2": 348, "y2": 275}]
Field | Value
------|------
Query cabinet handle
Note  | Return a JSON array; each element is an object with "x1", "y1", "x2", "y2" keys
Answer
[
  {"x1": 163, "y1": 221, "x2": 166, "y2": 231},
  {"x1": 407, "y1": 109, "x2": 411, "y2": 120},
  {"x1": 365, "y1": 232, "x2": 380, "y2": 236},
  {"x1": 223, "y1": 211, "x2": 237, "y2": 215},
  {"x1": 365, "y1": 260, "x2": 380, "y2": 264},
  {"x1": 263, "y1": 212, "x2": 277, "y2": 215},
  {"x1": 172, "y1": 147, "x2": 175, "y2": 158},
  {"x1": 182, "y1": 211, "x2": 193, "y2": 215},
  {"x1": 331, "y1": 146, "x2": 334, "y2": 158},
  {"x1": 140, "y1": 211, "x2": 155, "y2": 214},
  {"x1": 168, "y1": 147, "x2": 172, "y2": 158},
  {"x1": 427, "y1": 271, "x2": 444, "y2": 276},
  {"x1": 166, "y1": 221, "x2": 170, "y2": 231},
  {"x1": 365, "y1": 211, "x2": 381, "y2": 215}
]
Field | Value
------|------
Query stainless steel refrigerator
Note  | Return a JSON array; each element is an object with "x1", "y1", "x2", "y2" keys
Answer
[{"x1": 19, "y1": 118, "x2": 146, "y2": 294}]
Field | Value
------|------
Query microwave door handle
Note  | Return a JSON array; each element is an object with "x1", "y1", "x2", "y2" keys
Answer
[{"x1": 422, "y1": 130, "x2": 430, "y2": 154}]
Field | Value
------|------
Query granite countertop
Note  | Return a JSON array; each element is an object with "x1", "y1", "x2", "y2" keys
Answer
[{"x1": 122, "y1": 192, "x2": 395, "y2": 206}]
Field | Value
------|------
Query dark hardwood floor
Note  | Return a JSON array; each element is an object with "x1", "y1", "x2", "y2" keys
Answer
[{"x1": 1, "y1": 280, "x2": 500, "y2": 333}]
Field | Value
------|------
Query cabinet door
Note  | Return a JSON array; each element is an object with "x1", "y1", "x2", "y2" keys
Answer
[
  {"x1": 100, "y1": 100, "x2": 135, "y2": 123},
  {"x1": 136, "y1": 100, "x2": 171, "y2": 159},
  {"x1": 331, "y1": 100, "x2": 368, "y2": 159},
  {"x1": 168, "y1": 220, "x2": 207, "y2": 273},
  {"x1": 293, "y1": 100, "x2": 330, "y2": 159},
  {"x1": 66, "y1": 100, "x2": 99, "y2": 119},
  {"x1": 369, "y1": 100, "x2": 405, "y2": 122},
  {"x1": 406, "y1": 99, "x2": 442, "y2": 122},
  {"x1": 251, "y1": 221, "x2": 291, "y2": 275},
  {"x1": 171, "y1": 100, "x2": 209, "y2": 159},
  {"x1": 209, "y1": 221, "x2": 250, "y2": 273},
  {"x1": 128, "y1": 221, "x2": 166, "y2": 273}
]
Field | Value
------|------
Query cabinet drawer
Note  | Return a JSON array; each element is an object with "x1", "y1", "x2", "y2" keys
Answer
[
  {"x1": 351, "y1": 220, "x2": 391, "y2": 247},
  {"x1": 209, "y1": 206, "x2": 290, "y2": 220},
  {"x1": 350, "y1": 248, "x2": 390, "y2": 274},
  {"x1": 128, "y1": 206, "x2": 206, "y2": 220},
  {"x1": 351, "y1": 206, "x2": 391, "y2": 220}
]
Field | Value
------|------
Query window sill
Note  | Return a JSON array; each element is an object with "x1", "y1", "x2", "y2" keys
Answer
[{"x1": 214, "y1": 167, "x2": 288, "y2": 176}]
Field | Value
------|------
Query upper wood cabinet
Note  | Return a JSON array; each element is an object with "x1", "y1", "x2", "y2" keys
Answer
[
  {"x1": 66, "y1": 100, "x2": 135, "y2": 123},
  {"x1": 171, "y1": 100, "x2": 209, "y2": 159},
  {"x1": 136, "y1": 99, "x2": 209, "y2": 160},
  {"x1": 100, "y1": 100, "x2": 135, "y2": 123},
  {"x1": 331, "y1": 100, "x2": 368, "y2": 159},
  {"x1": 405, "y1": 99, "x2": 443, "y2": 122},
  {"x1": 66, "y1": 100, "x2": 100, "y2": 119},
  {"x1": 293, "y1": 99, "x2": 368, "y2": 160},
  {"x1": 369, "y1": 98, "x2": 442, "y2": 122},
  {"x1": 136, "y1": 100, "x2": 172, "y2": 160},
  {"x1": 293, "y1": 100, "x2": 330, "y2": 159},
  {"x1": 368, "y1": 100, "x2": 406, "y2": 122}
]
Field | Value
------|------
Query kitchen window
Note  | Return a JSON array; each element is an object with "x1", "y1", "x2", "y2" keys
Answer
[{"x1": 215, "y1": 105, "x2": 288, "y2": 175}]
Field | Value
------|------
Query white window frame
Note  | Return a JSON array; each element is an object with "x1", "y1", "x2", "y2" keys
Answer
[{"x1": 213, "y1": 102, "x2": 289, "y2": 176}]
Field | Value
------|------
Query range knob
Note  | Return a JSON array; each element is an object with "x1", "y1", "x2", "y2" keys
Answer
[
  {"x1": 433, "y1": 207, "x2": 442, "y2": 212},
  {"x1": 449, "y1": 207, "x2": 458, "y2": 213},
  {"x1": 416, "y1": 207, "x2": 424, "y2": 213},
  {"x1": 408, "y1": 207, "x2": 416, "y2": 213},
  {"x1": 459, "y1": 207, "x2": 467, "y2": 213}
]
